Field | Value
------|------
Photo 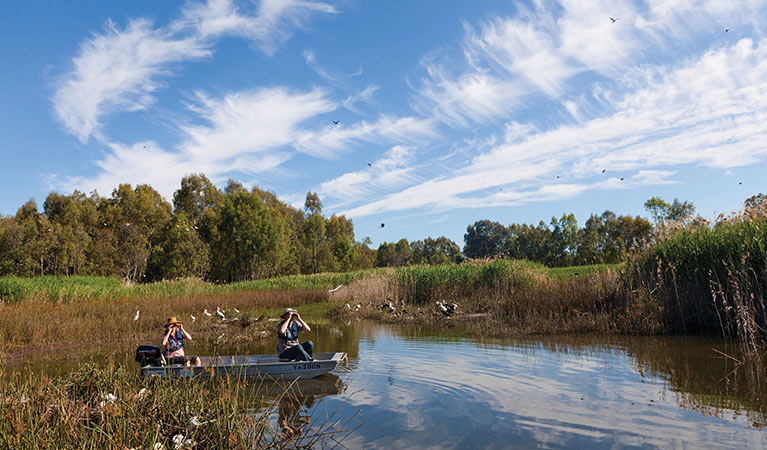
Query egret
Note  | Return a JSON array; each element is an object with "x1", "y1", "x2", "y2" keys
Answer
[
  {"x1": 203, "y1": 309, "x2": 212, "y2": 317},
  {"x1": 328, "y1": 285, "x2": 343, "y2": 293},
  {"x1": 133, "y1": 310, "x2": 140, "y2": 321},
  {"x1": 216, "y1": 307, "x2": 226, "y2": 320},
  {"x1": 190, "y1": 314, "x2": 196, "y2": 322},
  {"x1": 233, "y1": 307, "x2": 240, "y2": 314}
]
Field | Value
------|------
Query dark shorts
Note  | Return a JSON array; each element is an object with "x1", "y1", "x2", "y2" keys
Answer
[{"x1": 167, "y1": 355, "x2": 198, "y2": 365}]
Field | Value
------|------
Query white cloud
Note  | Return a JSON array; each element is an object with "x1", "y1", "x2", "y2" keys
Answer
[
  {"x1": 181, "y1": 0, "x2": 336, "y2": 54},
  {"x1": 294, "y1": 115, "x2": 437, "y2": 158},
  {"x1": 53, "y1": 19, "x2": 210, "y2": 142},
  {"x1": 343, "y1": 84, "x2": 380, "y2": 114},
  {"x1": 180, "y1": 87, "x2": 335, "y2": 162},
  {"x1": 319, "y1": 145, "x2": 419, "y2": 203},
  {"x1": 53, "y1": 0, "x2": 336, "y2": 142},
  {"x1": 344, "y1": 37, "x2": 767, "y2": 217},
  {"x1": 413, "y1": 0, "x2": 766, "y2": 127}
]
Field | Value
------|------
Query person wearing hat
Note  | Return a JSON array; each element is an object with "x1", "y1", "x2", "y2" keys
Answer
[
  {"x1": 161, "y1": 317, "x2": 201, "y2": 366},
  {"x1": 277, "y1": 308, "x2": 313, "y2": 361}
]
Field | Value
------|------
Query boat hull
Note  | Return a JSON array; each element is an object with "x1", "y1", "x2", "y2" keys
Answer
[{"x1": 140, "y1": 352, "x2": 346, "y2": 380}]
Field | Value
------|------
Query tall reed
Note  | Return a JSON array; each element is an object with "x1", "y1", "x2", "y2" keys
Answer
[{"x1": 625, "y1": 211, "x2": 767, "y2": 351}]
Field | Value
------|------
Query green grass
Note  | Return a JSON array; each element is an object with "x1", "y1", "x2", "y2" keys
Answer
[
  {"x1": 544, "y1": 264, "x2": 623, "y2": 279},
  {"x1": 1, "y1": 262, "x2": 616, "y2": 304},
  {"x1": 0, "y1": 270, "x2": 383, "y2": 303}
]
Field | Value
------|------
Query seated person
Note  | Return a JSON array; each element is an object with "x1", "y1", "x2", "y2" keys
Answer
[
  {"x1": 277, "y1": 308, "x2": 313, "y2": 361},
  {"x1": 161, "y1": 317, "x2": 201, "y2": 366}
]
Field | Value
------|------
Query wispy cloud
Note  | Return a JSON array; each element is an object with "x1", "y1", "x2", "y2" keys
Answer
[
  {"x1": 182, "y1": 0, "x2": 336, "y2": 54},
  {"x1": 53, "y1": 0, "x2": 335, "y2": 142},
  {"x1": 319, "y1": 145, "x2": 419, "y2": 204},
  {"x1": 53, "y1": 19, "x2": 210, "y2": 142},
  {"x1": 293, "y1": 115, "x2": 437, "y2": 158},
  {"x1": 345, "y1": 36, "x2": 767, "y2": 217}
]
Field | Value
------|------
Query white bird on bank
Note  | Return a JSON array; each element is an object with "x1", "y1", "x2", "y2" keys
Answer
[
  {"x1": 190, "y1": 314, "x2": 196, "y2": 322},
  {"x1": 328, "y1": 285, "x2": 343, "y2": 293},
  {"x1": 133, "y1": 310, "x2": 140, "y2": 321},
  {"x1": 203, "y1": 309, "x2": 212, "y2": 317},
  {"x1": 216, "y1": 307, "x2": 225, "y2": 320},
  {"x1": 233, "y1": 307, "x2": 240, "y2": 314}
]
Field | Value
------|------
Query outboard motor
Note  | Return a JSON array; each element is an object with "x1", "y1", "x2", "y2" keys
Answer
[{"x1": 135, "y1": 345, "x2": 164, "y2": 367}]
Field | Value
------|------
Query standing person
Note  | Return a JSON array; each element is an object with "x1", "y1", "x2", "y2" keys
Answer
[
  {"x1": 277, "y1": 308, "x2": 313, "y2": 361},
  {"x1": 161, "y1": 317, "x2": 201, "y2": 366}
]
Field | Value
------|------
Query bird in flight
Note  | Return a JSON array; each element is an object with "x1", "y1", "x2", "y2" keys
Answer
[
  {"x1": 367, "y1": 163, "x2": 372, "y2": 167},
  {"x1": 610, "y1": 17, "x2": 620, "y2": 23},
  {"x1": 725, "y1": 29, "x2": 729, "y2": 32},
  {"x1": 602, "y1": 169, "x2": 606, "y2": 173},
  {"x1": 380, "y1": 223, "x2": 385, "y2": 228},
  {"x1": 332, "y1": 120, "x2": 340, "y2": 125},
  {"x1": 620, "y1": 177, "x2": 625, "y2": 181},
  {"x1": 739, "y1": 181, "x2": 742, "y2": 185}
]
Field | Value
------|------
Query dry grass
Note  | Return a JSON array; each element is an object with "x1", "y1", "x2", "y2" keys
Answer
[
  {"x1": 0, "y1": 289, "x2": 330, "y2": 364},
  {"x1": 330, "y1": 267, "x2": 662, "y2": 336}
]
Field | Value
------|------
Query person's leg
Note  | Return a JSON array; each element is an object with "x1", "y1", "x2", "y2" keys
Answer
[
  {"x1": 300, "y1": 341, "x2": 313, "y2": 359},
  {"x1": 280, "y1": 344, "x2": 312, "y2": 361}
]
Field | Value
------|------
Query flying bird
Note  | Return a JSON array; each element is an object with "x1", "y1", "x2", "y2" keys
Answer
[
  {"x1": 610, "y1": 17, "x2": 621, "y2": 23},
  {"x1": 332, "y1": 120, "x2": 340, "y2": 125},
  {"x1": 367, "y1": 163, "x2": 372, "y2": 167},
  {"x1": 739, "y1": 181, "x2": 742, "y2": 185},
  {"x1": 203, "y1": 309, "x2": 212, "y2": 317},
  {"x1": 620, "y1": 177, "x2": 625, "y2": 181},
  {"x1": 556, "y1": 176, "x2": 560, "y2": 178},
  {"x1": 602, "y1": 169, "x2": 606, "y2": 173},
  {"x1": 380, "y1": 223, "x2": 385, "y2": 228},
  {"x1": 725, "y1": 29, "x2": 729, "y2": 32},
  {"x1": 133, "y1": 310, "x2": 140, "y2": 321}
]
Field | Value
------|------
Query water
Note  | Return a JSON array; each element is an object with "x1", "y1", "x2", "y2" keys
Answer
[
  {"x1": 287, "y1": 322, "x2": 767, "y2": 449},
  {"x1": 10, "y1": 322, "x2": 767, "y2": 448}
]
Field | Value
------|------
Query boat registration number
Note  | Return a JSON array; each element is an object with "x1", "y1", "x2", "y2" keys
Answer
[{"x1": 293, "y1": 362, "x2": 321, "y2": 370}]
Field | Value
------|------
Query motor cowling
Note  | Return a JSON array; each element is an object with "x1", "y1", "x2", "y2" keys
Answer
[{"x1": 135, "y1": 345, "x2": 163, "y2": 366}]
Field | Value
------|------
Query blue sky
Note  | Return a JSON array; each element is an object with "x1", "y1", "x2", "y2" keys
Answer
[{"x1": 1, "y1": 0, "x2": 766, "y2": 246}]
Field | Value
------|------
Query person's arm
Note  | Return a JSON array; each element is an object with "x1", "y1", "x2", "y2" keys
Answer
[
  {"x1": 179, "y1": 324, "x2": 192, "y2": 341},
  {"x1": 294, "y1": 312, "x2": 310, "y2": 332},
  {"x1": 161, "y1": 328, "x2": 172, "y2": 347},
  {"x1": 279, "y1": 317, "x2": 291, "y2": 335}
]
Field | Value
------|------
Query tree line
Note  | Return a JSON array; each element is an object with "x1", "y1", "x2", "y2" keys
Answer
[{"x1": 1, "y1": 173, "x2": 758, "y2": 281}]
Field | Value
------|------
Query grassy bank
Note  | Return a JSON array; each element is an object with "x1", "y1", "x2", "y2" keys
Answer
[{"x1": 0, "y1": 363, "x2": 352, "y2": 449}]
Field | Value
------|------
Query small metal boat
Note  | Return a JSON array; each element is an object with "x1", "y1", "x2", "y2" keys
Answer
[{"x1": 135, "y1": 345, "x2": 346, "y2": 380}]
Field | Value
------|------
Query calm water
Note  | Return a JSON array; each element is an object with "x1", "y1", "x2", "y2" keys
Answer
[
  {"x1": 267, "y1": 322, "x2": 767, "y2": 449},
  {"x1": 13, "y1": 322, "x2": 767, "y2": 449}
]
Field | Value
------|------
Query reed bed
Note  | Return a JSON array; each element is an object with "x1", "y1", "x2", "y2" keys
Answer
[
  {"x1": 0, "y1": 363, "x2": 354, "y2": 449},
  {"x1": 331, "y1": 262, "x2": 650, "y2": 335},
  {"x1": 625, "y1": 211, "x2": 767, "y2": 352}
]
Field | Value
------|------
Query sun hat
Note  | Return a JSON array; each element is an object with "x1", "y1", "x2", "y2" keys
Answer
[
  {"x1": 281, "y1": 308, "x2": 297, "y2": 318},
  {"x1": 165, "y1": 317, "x2": 182, "y2": 328}
]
